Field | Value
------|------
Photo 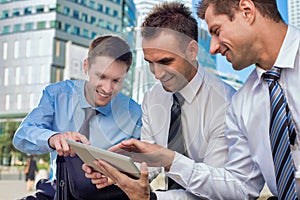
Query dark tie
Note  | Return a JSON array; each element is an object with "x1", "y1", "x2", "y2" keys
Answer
[
  {"x1": 167, "y1": 92, "x2": 186, "y2": 190},
  {"x1": 263, "y1": 66, "x2": 298, "y2": 200},
  {"x1": 79, "y1": 107, "x2": 100, "y2": 139},
  {"x1": 168, "y1": 92, "x2": 186, "y2": 154}
]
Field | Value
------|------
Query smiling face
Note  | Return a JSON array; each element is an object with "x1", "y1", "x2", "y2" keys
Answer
[
  {"x1": 142, "y1": 31, "x2": 197, "y2": 92},
  {"x1": 205, "y1": 4, "x2": 256, "y2": 71},
  {"x1": 84, "y1": 56, "x2": 128, "y2": 107}
]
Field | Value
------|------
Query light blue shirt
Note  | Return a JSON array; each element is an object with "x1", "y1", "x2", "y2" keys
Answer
[{"x1": 13, "y1": 80, "x2": 142, "y2": 179}]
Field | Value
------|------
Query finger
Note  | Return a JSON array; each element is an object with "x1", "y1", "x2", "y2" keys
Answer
[
  {"x1": 77, "y1": 133, "x2": 90, "y2": 145},
  {"x1": 82, "y1": 164, "x2": 92, "y2": 173},
  {"x1": 94, "y1": 160, "x2": 120, "y2": 183},
  {"x1": 139, "y1": 162, "x2": 149, "y2": 183}
]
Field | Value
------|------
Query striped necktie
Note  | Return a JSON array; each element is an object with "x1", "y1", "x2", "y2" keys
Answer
[
  {"x1": 168, "y1": 92, "x2": 186, "y2": 154},
  {"x1": 167, "y1": 92, "x2": 186, "y2": 190},
  {"x1": 263, "y1": 66, "x2": 298, "y2": 199}
]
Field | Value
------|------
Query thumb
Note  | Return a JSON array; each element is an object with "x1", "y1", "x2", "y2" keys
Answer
[{"x1": 139, "y1": 162, "x2": 149, "y2": 183}]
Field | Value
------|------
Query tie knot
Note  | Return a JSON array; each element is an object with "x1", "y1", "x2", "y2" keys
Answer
[
  {"x1": 262, "y1": 66, "x2": 281, "y2": 82},
  {"x1": 84, "y1": 107, "x2": 99, "y2": 120},
  {"x1": 173, "y1": 92, "x2": 184, "y2": 107}
]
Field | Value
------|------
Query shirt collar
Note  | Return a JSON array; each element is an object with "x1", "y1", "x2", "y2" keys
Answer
[
  {"x1": 255, "y1": 25, "x2": 299, "y2": 84},
  {"x1": 178, "y1": 64, "x2": 203, "y2": 104},
  {"x1": 79, "y1": 80, "x2": 112, "y2": 116}
]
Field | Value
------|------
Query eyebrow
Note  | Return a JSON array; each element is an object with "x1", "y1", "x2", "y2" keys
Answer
[{"x1": 144, "y1": 57, "x2": 175, "y2": 64}]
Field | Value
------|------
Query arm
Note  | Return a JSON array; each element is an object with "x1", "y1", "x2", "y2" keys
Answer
[{"x1": 13, "y1": 86, "x2": 89, "y2": 156}]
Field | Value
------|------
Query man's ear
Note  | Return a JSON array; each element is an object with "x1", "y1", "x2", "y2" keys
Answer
[
  {"x1": 185, "y1": 40, "x2": 198, "y2": 61},
  {"x1": 83, "y1": 58, "x2": 89, "y2": 74},
  {"x1": 239, "y1": 0, "x2": 256, "y2": 24}
]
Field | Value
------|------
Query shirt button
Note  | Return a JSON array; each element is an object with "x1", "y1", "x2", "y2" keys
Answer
[
  {"x1": 291, "y1": 144, "x2": 298, "y2": 151},
  {"x1": 175, "y1": 175, "x2": 180, "y2": 179}
]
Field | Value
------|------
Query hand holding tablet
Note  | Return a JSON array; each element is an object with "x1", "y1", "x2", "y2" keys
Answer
[{"x1": 66, "y1": 139, "x2": 140, "y2": 179}]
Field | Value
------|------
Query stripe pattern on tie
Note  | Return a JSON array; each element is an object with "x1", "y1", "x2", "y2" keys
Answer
[
  {"x1": 263, "y1": 66, "x2": 298, "y2": 200},
  {"x1": 168, "y1": 92, "x2": 185, "y2": 154}
]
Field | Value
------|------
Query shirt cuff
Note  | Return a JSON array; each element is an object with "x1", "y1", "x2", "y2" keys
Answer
[{"x1": 166, "y1": 152, "x2": 194, "y2": 188}]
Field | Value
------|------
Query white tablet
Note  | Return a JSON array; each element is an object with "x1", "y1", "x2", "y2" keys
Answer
[{"x1": 66, "y1": 139, "x2": 140, "y2": 179}]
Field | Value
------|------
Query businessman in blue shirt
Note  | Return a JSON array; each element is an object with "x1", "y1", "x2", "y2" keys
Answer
[{"x1": 13, "y1": 35, "x2": 142, "y2": 187}]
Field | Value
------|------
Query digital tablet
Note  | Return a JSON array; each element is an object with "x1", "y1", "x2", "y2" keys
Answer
[{"x1": 66, "y1": 139, "x2": 140, "y2": 179}]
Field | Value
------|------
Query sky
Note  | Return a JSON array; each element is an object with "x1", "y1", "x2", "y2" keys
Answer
[{"x1": 215, "y1": 0, "x2": 288, "y2": 82}]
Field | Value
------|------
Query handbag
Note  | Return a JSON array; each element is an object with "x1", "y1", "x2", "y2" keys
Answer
[{"x1": 55, "y1": 155, "x2": 130, "y2": 200}]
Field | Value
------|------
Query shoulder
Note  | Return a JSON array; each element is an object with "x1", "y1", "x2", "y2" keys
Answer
[
  {"x1": 200, "y1": 67, "x2": 236, "y2": 101},
  {"x1": 44, "y1": 80, "x2": 82, "y2": 95},
  {"x1": 113, "y1": 93, "x2": 142, "y2": 115}
]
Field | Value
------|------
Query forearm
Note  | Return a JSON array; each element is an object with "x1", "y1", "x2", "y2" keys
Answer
[
  {"x1": 166, "y1": 153, "x2": 263, "y2": 199},
  {"x1": 13, "y1": 123, "x2": 57, "y2": 154}
]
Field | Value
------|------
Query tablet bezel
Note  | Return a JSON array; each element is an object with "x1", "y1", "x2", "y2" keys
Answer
[{"x1": 66, "y1": 139, "x2": 140, "y2": 179}]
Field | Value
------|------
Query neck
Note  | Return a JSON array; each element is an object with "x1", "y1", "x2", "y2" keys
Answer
[{"x1": 255, "y1": 21, "x2": 288, "y2": 70}]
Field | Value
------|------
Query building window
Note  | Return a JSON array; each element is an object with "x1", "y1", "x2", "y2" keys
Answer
[
  {"x1": 65, "y1": 23, "x2": 71, "y2": 33},
  {"x1": 24, "y1": 7, "x2": 32, "y2": 15},
  {"x1": 97, "y1": 3, "x2": 103, "y2": 12},
  {"x1": 74, "y1": 26, "x2": 80, "y2": 35},
  {"x1": 91, "y1": 16, "x2": 96, "y2": 25},
  {"x1": 4, "y1": 68, "x2": 9, "y2": 86},
  {"x1": 13, "y1": 24, "x2": 22, "y2": 32},
  {"x1": 5, "y1": 95, "x2": 10, "y2": 111},
  {"x1": 16, "y1": 67, "x2": 20, "y2": 85},
  {"x1": 107, "y1": 22, "x2": 113, "y2": 30},
  {"x1": 14, "y1": 40, "x2": 19, "y2": 59},
  {"x1": 13, "y1": 8, "x2": 20, "y2": 17},
  {"x1": 82, "y1": 13, "x2": 88, "y2": 22},
  {"x1": 89, "y1": 0, "x2": 95, "y2": 9},
  {"x1": 55, "y1": 40, "x2": 60, "y2": 57},
  {"x1": 81, "y1": 0, "x2": 87, "y2": 6},
  {"x1": 106, "y1": 7, "x2": 111, "y2": 15},
  {"x1": 17, "y1": 94, "x2": 22, "y2": 110},
  {"x1": 36, "y1": 5, "x2": 44, "y2": 13},
  {"x1": 73, "y1": 10, "x2": 79, "y2": 19},
  {"x1": 83, "y1": 29, "x2": 89, "y2": 38},
  {"x1": 50, "y1": 20, "x2": 57, "y2": 28},
  {"x1": 98, "y1": 19, "x2": 105, "y2": 27},
  {"x1": 91, "y1": 32, "x2": 97, "y2": 39},
  {"x1": 2, "y1": 10, "x2": 9, "y2": 19},
  {"x1": 63, "y1": 6, "x2": 70, "y2": 16},
  {"x1": 3, "y1": 42, "x2": 8, "y2": 60},
  {"x1": 26, "y1": 39, "x2": 31, "y2": 57},
  {"x1": 2, "y1": 25, "x2": 10, "y2": 34},
  {"x1": 37, "y1": 21, "x2": 46, "y2": 29},
  {"x1": 25, "y1": 22, "x2": 33, "y2": 31},
  {"x1": 51, "y1": 66, "x2": 64, "y2": 83},
  {"x1": 113, "y1": 10, "x2": 118, "y2": 17}
]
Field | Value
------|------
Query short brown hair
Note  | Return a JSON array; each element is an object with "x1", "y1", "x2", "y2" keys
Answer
[
  {"x1": 197, "y1": 0, "x2": 283, "y2": 22},
  {"x1": 141, "y1": 2, "x2": 198, "y2": 42},
  {"x1": 88, "y1": 35, "x2": 132, "y2": 70}
]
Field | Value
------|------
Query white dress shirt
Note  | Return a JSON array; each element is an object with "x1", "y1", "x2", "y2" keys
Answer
[
  {"x1": 165, "y1": 25, "x2": 300, "y2": 199},
  {"x1": 141, "y1": 66, "x2": 236, "y2": 199}
]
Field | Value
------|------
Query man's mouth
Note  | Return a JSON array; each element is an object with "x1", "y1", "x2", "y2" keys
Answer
[{"x1": 96, "y1": 89, "x2": 110, "y2": 98}]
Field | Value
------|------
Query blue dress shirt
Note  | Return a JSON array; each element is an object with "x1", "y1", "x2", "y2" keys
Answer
[{"x1": 13, "y1": 80, "x2": 142, "y2": 179}]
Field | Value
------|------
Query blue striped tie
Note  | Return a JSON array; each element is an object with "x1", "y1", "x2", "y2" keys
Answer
[{"x1": 263, "y1": 66, "x2": 298, "y2": 200}]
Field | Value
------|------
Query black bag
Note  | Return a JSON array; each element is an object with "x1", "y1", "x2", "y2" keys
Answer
[{"x1": 55, "y1": 155, "x2": 130, "y2": 200}]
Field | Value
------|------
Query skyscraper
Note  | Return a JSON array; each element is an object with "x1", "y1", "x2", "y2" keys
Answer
[{"x1": 288, "y1": 0, "x2": 300, "y2": 28}]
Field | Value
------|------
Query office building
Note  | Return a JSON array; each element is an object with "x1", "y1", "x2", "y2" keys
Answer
[{"x1": 288, "y1": 0, "x2": 300, "y2": 28}]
